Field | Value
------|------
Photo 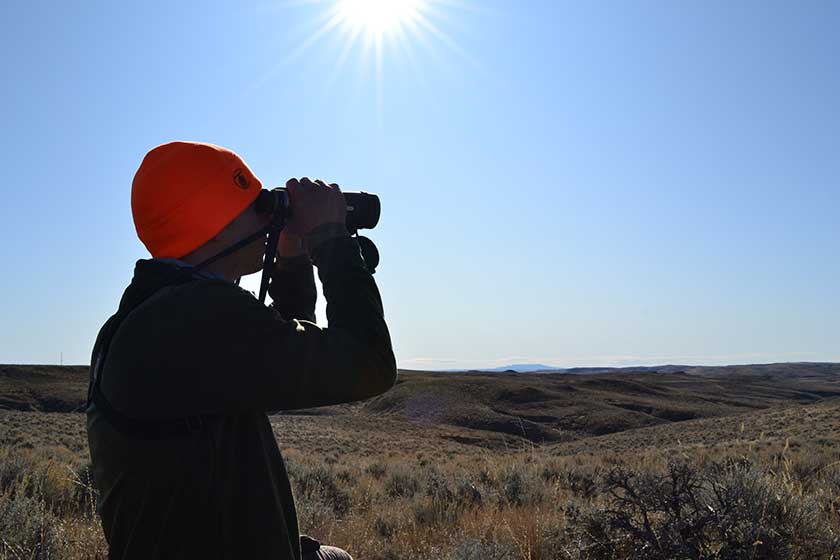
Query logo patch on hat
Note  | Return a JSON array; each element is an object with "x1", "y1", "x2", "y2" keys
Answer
[{"x1": 233, "y1": 168, "x2": 250, "y2": 190}]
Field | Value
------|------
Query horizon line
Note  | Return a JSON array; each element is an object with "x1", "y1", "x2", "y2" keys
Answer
[{"x1": 6, "y1": 359, "x2": 839, "y2": 372}]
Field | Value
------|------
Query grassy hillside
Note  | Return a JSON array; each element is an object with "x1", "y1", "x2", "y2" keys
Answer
[
  {"x1": 366, "y1": 366, "x2": 840, "y2": 443},
  {"x1": 2, "y1": 363, "x2": 839, "y2": 559},
  {"x1": 4, "y1": 363, "x2": 839, "y2": 444},
  {"x1": 0, "y1": 365, "x2": 88, "y2": 412}
]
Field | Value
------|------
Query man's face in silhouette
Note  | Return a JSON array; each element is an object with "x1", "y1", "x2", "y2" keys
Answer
[{"x1": 209, "y1": 200, "x2": 272, "y2": 276}]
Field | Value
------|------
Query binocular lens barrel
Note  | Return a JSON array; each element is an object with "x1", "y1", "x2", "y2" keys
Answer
[{"x1": 344, "y1": 192, "x2": 381, "y2": 232}]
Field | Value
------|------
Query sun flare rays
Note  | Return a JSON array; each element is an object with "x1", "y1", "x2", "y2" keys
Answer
[
  {"x1": 276, "y1": 0, "x2": 470, "y2": 88},
  {"x1": 246, "y1": 0, "x2": 473, "y2": 128}
]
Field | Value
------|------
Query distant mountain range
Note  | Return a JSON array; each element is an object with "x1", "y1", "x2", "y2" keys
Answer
[
  {"x1": 442, "y1": 363, "x2": 697, "y2": 374},
  {"x1": 438, "y1": 363, "x2": 562, "y2": 373},
  {"x1": 444, "y1": 363, "x2": 687, "y2": 373},
  {"x1": 476, "y1": 363, "x2": 561, "y2": 373},
  {"x1": 442, "y1": 362, "x2": 839, "y2": 376}
]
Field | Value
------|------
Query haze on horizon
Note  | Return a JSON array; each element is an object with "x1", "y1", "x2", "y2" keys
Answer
[{"x1": 1, "y1": 0, "x2": 838, "y2": 370}]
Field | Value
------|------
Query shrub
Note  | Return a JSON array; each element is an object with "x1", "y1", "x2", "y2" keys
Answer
[
  {"x1": 445, "y1": 538, "x2": 516, "y2": 560},
  {"x1": 455, "y1": 479, "x2": 483, "y2": 509},
  {"x1": 365, "y1": 462, "x2": 388, "y2": 480},
  {"x1": 576, "y1": 459, "x2": 839, "y2": 560},
  {"x1": 545, "y1": 463, "x2": 600, "y2": 500},
  {"x1": 288, "y1": 463, "x2": 351, "y2": 518},
  {"x1": 384, "y1": 468, "x2": 420, "y2": 499},
  {"x1": 0, "y1": 493, "x2": 56, "y2": 558},
  {"x1": 424, "y1": 467, "x2": 454, "y2": 502},
  {"x1": 496, "y1": 464, "x2": 544, "y2": 508},
  {"x1": 413, "y1": 498, "x2": 459, "y2": 526},
  {"x1": 373, "y1": 514, "x2": 399, "y2": 538},
  {"x1": 706, "y1": 461, "x2": 834, "y2": 559}
]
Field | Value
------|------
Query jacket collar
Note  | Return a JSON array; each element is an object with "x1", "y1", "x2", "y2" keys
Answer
[
  {"x1": 115, "y1": 259, "x2": 227, "y2": 317},
  {"x1": 149, "y1": 258, "x2": 227, "y2": 281}
]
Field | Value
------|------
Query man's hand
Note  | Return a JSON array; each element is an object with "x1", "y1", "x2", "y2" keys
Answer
[
  {"x1": 284, "y1": 177, "x2": 346, "y2": 236},
  {"x1": 276, "y1": 230, "x2": 306, "y2": 259}
]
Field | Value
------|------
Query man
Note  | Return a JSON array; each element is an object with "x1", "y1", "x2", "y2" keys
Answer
[{"x1": 86, "y1": 141, "x2": 397, "y2": 559}]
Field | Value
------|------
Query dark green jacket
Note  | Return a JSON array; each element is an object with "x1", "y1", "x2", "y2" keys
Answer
[{"x1": 86, "y1": 235, "x2": 396, "y2": 560}]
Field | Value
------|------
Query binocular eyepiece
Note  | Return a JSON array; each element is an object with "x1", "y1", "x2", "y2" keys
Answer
[{"x1": 255, "y1": 187, "x2": 381, "y2": 234}]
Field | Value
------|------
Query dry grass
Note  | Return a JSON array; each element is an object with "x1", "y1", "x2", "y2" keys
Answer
[
  {"x1": 0, "y1": 446, "x2": 105, "y2": 559},
  {"x1": 281, "y1": 448, "x2": 840, "y2": 559},
  {"x1": 2, "y1": 397, "x2": 839, "y2": 559}
]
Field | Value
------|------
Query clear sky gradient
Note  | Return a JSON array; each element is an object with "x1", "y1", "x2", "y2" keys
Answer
[{"x1": 1, "y1": 0, "x2": 838, "y2": 369}]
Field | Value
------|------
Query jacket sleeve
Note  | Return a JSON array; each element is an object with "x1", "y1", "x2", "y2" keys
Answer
[
  {"x1": 127, "y1": 235, "x2": 397, "y2": 415},
  {"x1": 268, "y1": 256, "x2": 317, "y2": 323}
]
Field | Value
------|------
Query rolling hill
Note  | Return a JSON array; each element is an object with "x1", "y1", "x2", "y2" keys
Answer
[{"x1": 3, "y1": 362, "x2": 839, "y2": 446}]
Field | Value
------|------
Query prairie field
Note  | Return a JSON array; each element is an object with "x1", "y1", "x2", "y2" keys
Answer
[{"x1": 1, "y1": 364, "x2": 839, "y2": 559}]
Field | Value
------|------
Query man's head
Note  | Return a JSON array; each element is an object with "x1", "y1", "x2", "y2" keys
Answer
[{"x1": 132, "y1": 141, "x2": 270, "y2": 278}]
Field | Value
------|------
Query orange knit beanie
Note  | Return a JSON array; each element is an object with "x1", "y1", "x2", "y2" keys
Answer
[{"x1": 131, "y1": 141, "x2": 262, "y2": 258}]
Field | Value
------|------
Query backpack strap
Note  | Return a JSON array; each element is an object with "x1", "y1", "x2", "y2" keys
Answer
[{"x1": 87, "y1": 276, "x2": 219, "y2": 439}]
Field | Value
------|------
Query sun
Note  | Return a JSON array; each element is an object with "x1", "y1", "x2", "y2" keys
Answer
[
  {"x1": 336, "y1": 0, "x2": 424, "y2": 36},
  {"x1": 263, "y1": 0, "x2": 467, "y2": 99}
]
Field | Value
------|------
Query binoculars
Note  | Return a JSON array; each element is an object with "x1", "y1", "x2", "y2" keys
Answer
[
  {"x1": 255, "y1": 187, "x2": 381, "y2": 234},
  {"x1": 255, "y1": 187, "x2": 381, "y2": 285},
  {"x1": 196, "y1": 186, "x2": 382, "y2": 304}
]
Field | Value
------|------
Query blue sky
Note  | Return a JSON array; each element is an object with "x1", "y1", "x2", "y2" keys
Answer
[{"x1": 1, "y1": 0, "x2": 838, "y2": 369}]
